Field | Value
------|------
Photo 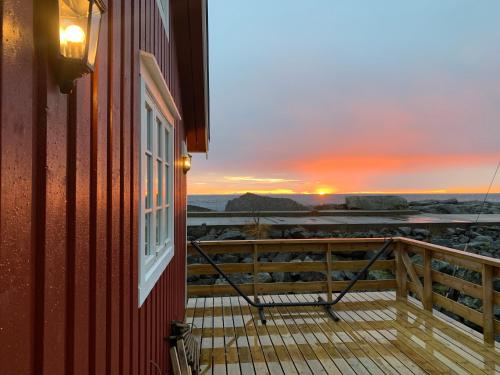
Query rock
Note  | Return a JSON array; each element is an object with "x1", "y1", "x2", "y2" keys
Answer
[
  {"x1": 187, "y1": 255, "x2": 201, "y2": 264},
  {"x1": 196, "y1": 233, "x2": 218, "y2": 241},
  {"x1": 346, "y1": 195, "x2": 408, "y2": 210},
  {"x1": 217, "y1": 229, "x2": 245, "y2": 240},
  {"x1": 431, "y1": 238, "x2": 453, "y2": 248},
  {"x1": 432, "y1": 284, "x2": 449, "y2": 295},
  {"x1": 314, "y1": 230, "x2": 332, "y2": 238},
  {"x1": 330, "y1": 271, "x2": 346, "y2": 280},
  {"x1": 458, "y1": 235, "x2": 470, "y2": 244},
  {"x1": 217, "y1": 254, "x2": 239, "y2": 263},
  {"x1": 217, "y1": 273, "x2": 252, "y2": 285},
  {"x1": 473, "y1": 235, "x2": 493, "y2": 243},
  {"x1": 289, "y1": 227, "x2": 311, "y2": 239},
  {"x1": 412, "y1": 228, "x2": 430, "y2": 237},
  {"x1": 272, "y1": 272, "x2": 290, "y2": 283},
  {"x1": 272, "y1": 252, "x2": 294, "y2": 263},
  {"x1": 187, "y1": 275, "x2": 199, "y2": 282},
  {"x1": 494, "y1": 279, "x2": 500, "y2": 292},
  {"x1": 398, "y1": 227, "x2": 412, "y2": 236},
  {"x1": 458, "y1": 295, "x2": 482, "y2": 310},
  {"x1": 241, "y1": 256, "x2": 253, "y2": 263},
  {"x1": 455, "y1": 269, "x2": 481, "y2": 284},
  {"x1": 299, "y1": 272, "x2": 326, "y2": 282},
  {"x1": 344, "y1": 271, "x2": 357, "y2": 280},
  {"x1": 225, "y1": 193, "x2": 309, "y2": 212},
  {"x1": 494, "y1": 306, "x2": 500, "y2": 320},
  {"x1": 188, "y1": 223, "x2": 209, "y2": 238},
  {"x1": 446, "y1": 228, "x2": 456, "y2": 235},
  {"x1": 411, "y1": 254, "x2": 423, "y2": 265},
  {"x1": 313, "y1": 203, "x2": 347, "y2": 210},
  {"x1": 468, "y1": 241, "x2": 492, "y2": 251},
  {"x1": 257, "y1": 272, "x2": 273, "y2": 283},
  {"x1": 367, "y1": 270, "x2": 394, "y2": 280},
  {"x1": 409, "y1": 199, "x2": 440, "y2": 206},
  {"x1": 268, "y1": 229, "x2": 283, "y2": 239},
  {"x1": 432, "y1": 259, "x2": 453, "y2": 274}
]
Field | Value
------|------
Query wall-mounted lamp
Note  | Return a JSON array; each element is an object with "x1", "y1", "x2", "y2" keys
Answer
[
  {"x1": 57, "y1": 0, "x2": 105, "y2": 93},
  {"x1": 182, "y1": 154, "x2": 192, "y2": 174}
]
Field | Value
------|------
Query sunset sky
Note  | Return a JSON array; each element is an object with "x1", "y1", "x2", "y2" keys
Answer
[{"x1": 189, "y1": 0, "x2": 500, "y2": 195}]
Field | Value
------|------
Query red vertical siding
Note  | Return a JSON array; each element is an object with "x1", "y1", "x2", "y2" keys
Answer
[{"x1": 0, "y1": 0, "x2": 188, "y2": 374}]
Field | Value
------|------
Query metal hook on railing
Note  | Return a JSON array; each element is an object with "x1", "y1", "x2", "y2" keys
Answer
[{"x1": 190, "y1": 238, "x2": 394, "y2": 324}]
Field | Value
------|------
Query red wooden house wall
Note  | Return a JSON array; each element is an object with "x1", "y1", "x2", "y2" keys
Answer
[{"x1": 0, "y1": 0, "x2": 207, "y2": 374}]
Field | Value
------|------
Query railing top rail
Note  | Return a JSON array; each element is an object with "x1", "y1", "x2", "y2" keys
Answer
[
  {"x1": 400, "y1": 237, "x2": 500, "y2": 269},
  {"x1": 187, "y1": 237, "x2": 393, "y2": 246}
]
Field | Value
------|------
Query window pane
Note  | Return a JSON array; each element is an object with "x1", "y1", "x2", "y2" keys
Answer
[
  {"x1": 156, "y1": 209, "x2": 161, "y2": 247},
  {"x1": 146, "y1": 105, "x2": 152, "y2": 151},
  {"x1": 163, "y1": 207, "x2": 169, "y2": 242},
  {"x1": 157, "y1": 160, "x2": 162, "y2": 206},
  {"x1": 162, "y1": 207, "x2": 167, "y2": 243},
  {"x1": 157, "y1": 119, "x2": 163, "y2": 159},
  {"x1": 145, "y1": 213, "x2": 151, "y2": 256},
  {"x1": 146, "y1": 155, "x2": 152, "y2": 209},
  {"x1": 164, "y1": 129, "x2": 169, "y2": 163},
  {"x1": 165, "y1": 165, "x2": 169, "y2": 205}
]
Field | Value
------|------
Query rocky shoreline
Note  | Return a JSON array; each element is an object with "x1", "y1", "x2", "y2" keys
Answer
[
  {"x1": 189, "y1": 193, "x2": 500, "y2": 213},
  {"x1": 188, "y1": 223, "x2": 500, "y2": 258}
]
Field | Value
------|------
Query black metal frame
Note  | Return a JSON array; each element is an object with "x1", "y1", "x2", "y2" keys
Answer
[{"x1": 190, "y1": 238, "x2": 394, "y2": 324}]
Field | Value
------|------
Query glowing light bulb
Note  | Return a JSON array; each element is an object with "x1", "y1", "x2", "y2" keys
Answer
[
  {"x1": 182, "y1": 154, "x2": 192, "y2": 173},
  {"x1": 64, "y1": 24, "x2": 86, "y2": 43}
]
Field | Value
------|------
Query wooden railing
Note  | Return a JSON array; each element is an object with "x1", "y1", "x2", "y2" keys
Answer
[
  {"x1": 397, "y1": 237, "x2": 500, "y2": 345},
  {"x1": 187, "y1": 237, "x2": 500, "y2": 345}
]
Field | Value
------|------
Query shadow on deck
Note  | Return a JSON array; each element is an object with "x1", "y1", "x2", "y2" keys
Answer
[{"x1": 187, "y1": 291, "x2": 500, "y2": 375}]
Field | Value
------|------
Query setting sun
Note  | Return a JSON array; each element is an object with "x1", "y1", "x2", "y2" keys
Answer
[{"x1": 315, "y1": 187, "x2": 336, "y2": 196}]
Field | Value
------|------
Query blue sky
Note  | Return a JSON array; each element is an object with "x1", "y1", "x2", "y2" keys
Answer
[{"x1": 190, "y1": 0, "x2": 500, "y2": 194}]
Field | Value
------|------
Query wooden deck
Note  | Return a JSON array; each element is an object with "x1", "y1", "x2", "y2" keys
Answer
[{"x1": 186, "y1": 292, "x2": 500, "y2": 375}]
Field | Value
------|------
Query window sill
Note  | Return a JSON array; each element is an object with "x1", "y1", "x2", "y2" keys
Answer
[{"x1": 138, "y1": 243, "x2": 174, "y2": 306}]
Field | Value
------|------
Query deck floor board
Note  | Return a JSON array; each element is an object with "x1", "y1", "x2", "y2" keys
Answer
[{"x1": 187, "y1": 292, "x2": 500, "y2": 375}]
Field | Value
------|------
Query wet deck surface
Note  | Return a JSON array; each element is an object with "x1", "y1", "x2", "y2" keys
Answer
[
  {"x1": 187, "y1": 292, "x2": 500, "y2": 375},
  {"x1": 187, "y1": 214, "x2": 500, "y2": 228}
]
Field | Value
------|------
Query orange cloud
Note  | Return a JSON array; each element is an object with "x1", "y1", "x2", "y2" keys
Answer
[
  {"x1": 224, "y1": 176, "x2": 300, "y2": 183},
  {"x1": 289, "y1": 153, "x2": 498, "y2": 175}
]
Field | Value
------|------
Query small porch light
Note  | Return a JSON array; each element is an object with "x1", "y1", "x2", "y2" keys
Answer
[
  {"x1": 182, "y1": 154, "x2": 192, "y2": 174},
  {"x1": 57, "y1": 0, "x2": 105, "y2": 93}
]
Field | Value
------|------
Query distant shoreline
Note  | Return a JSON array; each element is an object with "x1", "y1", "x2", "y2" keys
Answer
[{"x1": 188, "y1": 193, "x2": 500, "y2": 212}]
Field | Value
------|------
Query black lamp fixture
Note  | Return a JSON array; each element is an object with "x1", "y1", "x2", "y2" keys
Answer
[{"x1": 57, "y1": 0, "x2": 105, "y2": 93}]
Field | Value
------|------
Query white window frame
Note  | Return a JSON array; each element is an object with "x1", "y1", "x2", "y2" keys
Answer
[
  {"x1": 138, "y1": 51, "x2": 181, "y2": 306},
  {"x1": 156, "y1": 0, "x2": 170, "y2": 39}
]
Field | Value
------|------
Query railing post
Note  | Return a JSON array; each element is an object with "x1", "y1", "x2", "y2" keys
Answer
[
  {"x1": 253, "y1": 243, "x2": 259, "y2": 301},
  {"x1": 396, "y1": 241, "x2": 407, "y2": 301},
  {"x1": 482, "y1": 264, "x2": 494, "y2": 345},
  {"x1": 423, "y1": 249, "x2": 433, "y2": 311},
  {"x1": 326, "y1": 243, "x2": 333, "y2": 302}
]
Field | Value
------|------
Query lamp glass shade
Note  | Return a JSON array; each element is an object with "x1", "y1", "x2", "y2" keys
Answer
[
  {"x1": 86, "y1": 2, "x2": 102, "y2": 67},
  {"x1": 58, "y1": 0, "x2": 103, "y2": 69}
]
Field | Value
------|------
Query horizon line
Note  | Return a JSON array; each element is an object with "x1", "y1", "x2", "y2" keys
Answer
[{"x1": 188, "y1": 191, "x2": 500, "y2": 196}]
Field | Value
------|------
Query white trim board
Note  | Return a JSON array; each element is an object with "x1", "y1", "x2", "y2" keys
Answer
[{"x1": 140, "y1": 50, "x2": 181, "y2": 122}]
